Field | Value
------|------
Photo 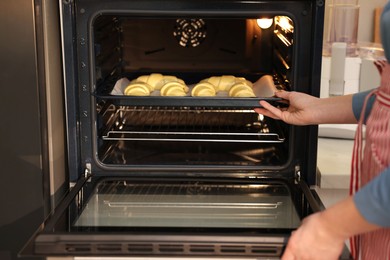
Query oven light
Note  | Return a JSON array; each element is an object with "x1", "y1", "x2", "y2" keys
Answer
[{"x1": 256, "y1": 18, "x2": 273, "y2": 29}]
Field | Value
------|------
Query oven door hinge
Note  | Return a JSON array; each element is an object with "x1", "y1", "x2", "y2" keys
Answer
[
  {"x1": 84, "y1": 163, "x2": 92, "y2": 182},
  {"x1": 294, "y1": 165, "x2": 301, "y2": 184}
]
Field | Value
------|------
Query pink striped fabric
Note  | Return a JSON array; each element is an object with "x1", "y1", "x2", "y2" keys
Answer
[{"x1": 350, "y1": 61, "x2": 390, "y2": 259}]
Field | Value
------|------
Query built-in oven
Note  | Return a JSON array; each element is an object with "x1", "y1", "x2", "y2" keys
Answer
[{"x1": 22, "y1": 0, "x2": 352, "y2": 259}]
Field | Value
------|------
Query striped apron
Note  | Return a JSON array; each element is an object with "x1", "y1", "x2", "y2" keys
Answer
[{"x1": 350, "y1": 61, "x2": 390, "y2": 260}]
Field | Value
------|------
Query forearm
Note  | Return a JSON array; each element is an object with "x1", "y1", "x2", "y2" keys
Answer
[
  {"x1": 312, "y1": 94, "x2": 357, "y2": 124},
  {"x1": 257, "y1": 91, "x2": 359, "y2": 126},
  {"x1": 319, "y1": 196, "x2": 380, "y2": 241},
  {"x1": 354, "y1": 168, "x2": 390, "y2": 227}
]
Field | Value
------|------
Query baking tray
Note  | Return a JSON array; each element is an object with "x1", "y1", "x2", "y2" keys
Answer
[
  {"x1": 94, "y1": 94, "x2": 285, "y2": 108},
  {"x1": 94, "y1": 74, "x2": 287, "y2": 108}
]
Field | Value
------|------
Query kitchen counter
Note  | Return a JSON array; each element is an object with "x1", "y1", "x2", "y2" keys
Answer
[
  {"x1": 317, "y1": 137, "x2": 354, "y2": 189},
  {"x1": 315, "y1": 137, "x2": 353, "y2": 208},
  {"x1": 315, "y1": 137, "x2": 354, "y2": 254}
]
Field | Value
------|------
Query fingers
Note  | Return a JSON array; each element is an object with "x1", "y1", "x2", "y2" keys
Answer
[
  {"x1": 259, "y1": 100, "x2": 284, "y2": 120},
  {"x1": 254, "y1": 106, "x2": 279, "y2": 120},
  {"x1": 255, "y1": 90, "x2": 292, "y2": 122},
  {"x1": 274, "y1": 90, "x2": 292, "y2": 100},
  {"x1": 374, "y1": 59, "x2": 387, "y2": 75},
  {"x1": 281, "y1": 247, "x2": 295, "y2": 260},
  {"x1": 281, "y1": 231, "x2": 297, "y2": 260}
]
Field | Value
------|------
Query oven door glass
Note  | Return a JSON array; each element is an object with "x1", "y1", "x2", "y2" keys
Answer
[
  {"x1": 74, "y1": 178, "x2": 300, "y2": 229},
  {"x1": 21, "y1": 175, "x2": 354, "y2": 259},
  {"x1": 21, "y1": 175, "x2": 312, "y2": 258}
]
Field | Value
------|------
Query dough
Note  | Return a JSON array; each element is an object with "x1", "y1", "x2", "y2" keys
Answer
[
  {"x1": 160, "y1": 81, "x2": 188, "y2": 96},
  {"x1": 228, "y1": 82, "x2": 256, "y2": 97},
  {"x1": 203, "y1": 76, "x2": 221, "y2": 88},
  {"x1": 191, "y1": 82, "x2": 217, "y2": 96},
  {"x1": 218, "y1": 75, "x2": 236, "y2": 91},
  {"x1": 124, "y1": 74, "x2": 257, "y2": 98},
  {"x1": 134, "y1": 75, "x2": 157, "y2": 91},
  {"x1": 146, "y1": 73, "x2": 164, "y2": 89},
  {"x1": 127, "y1": 74, "x2": 188, "y2": 96},
  {"x1": 155, "y1": 75, "x2": 185, "y2": 90},
  {"x1": 124, "y1": 81, "x2": 152, "y2": 96},
  {"x1": 192, "y1": 75, "x2": 256, "y2": 97}
]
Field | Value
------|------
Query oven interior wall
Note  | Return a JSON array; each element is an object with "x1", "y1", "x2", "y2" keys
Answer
[
  {"x1": 93, "y1": 15, "x2": 293, "y2": 169},
  {"x1": 120, "y1": 18, "x2": 272, "y2": 74},
  {"x1": 94, "y1": 16, "x2": 278, "y2": 83}
]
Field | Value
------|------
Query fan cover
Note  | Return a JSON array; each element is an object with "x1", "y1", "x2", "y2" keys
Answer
[{"x1": 173, "y1": 19, "x2": 207, "y2": 47}]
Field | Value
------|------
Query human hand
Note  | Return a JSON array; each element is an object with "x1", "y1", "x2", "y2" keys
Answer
[
  {"x1": 374, "y1": 59, "x2": 387, "y2": 75},
  {"x1": 281, "y1": 212, "x2": 345, "y2": 260},
  {"x1": 254, "y1": 91, "x2": 321, "y2": 125}
]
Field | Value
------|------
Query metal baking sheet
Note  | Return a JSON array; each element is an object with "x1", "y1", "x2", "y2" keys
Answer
[
  {"x1": 74, "y1": 180, "x2": 300, "y2": 229},
  {"x1": 95, "y1": 74, "x2": 287, "y2": 108},
  {"x1": 95, "y1": 95, "x2": 284, "y2": 108}
]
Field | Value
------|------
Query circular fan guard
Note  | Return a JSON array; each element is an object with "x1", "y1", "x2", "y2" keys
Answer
[{"x1": 173, "y1": 19, "x2": 207, "y2": 48}]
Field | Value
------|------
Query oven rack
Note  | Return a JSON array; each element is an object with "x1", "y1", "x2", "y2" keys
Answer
[
  {"x1": 98, "y1": 105, "x2": 286, "y2": 143},
  {"x1": 102, "y1": 130, "x2": 284, "y2": 143},
  {"x1": 99, "y1": 181, "x2": 289, "y2": 208}
]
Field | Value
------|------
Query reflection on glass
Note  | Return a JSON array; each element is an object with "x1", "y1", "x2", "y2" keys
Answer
[{"x1": 74, "y1": 180, "x2": 300, "y2": 229}]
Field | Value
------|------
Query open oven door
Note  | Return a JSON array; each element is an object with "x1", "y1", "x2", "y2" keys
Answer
[{"x1": 20, "y1": 174, "x2": 353, "y2": 259}]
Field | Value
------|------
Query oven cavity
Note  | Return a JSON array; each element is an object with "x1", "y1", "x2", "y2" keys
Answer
[{"x1": 91, "y1": 15, "x2": 295, "y2": 170}]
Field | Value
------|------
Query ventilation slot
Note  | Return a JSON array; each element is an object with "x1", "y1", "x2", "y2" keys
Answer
[
  {"x1": 189, "y1": 244, "x2": 215, "y2": 253},
  {"x1": 220, "y1": 245, "x2": 246, "y2": 253},
  {"x1": 127, "y1": 243, "x2": 154, "y2": 253},
  {"x1": 158, "y1": 244, "x2": 184, "y2": 253},
  {"x1": 96, "y1": 244, "x2": 122, "y2": 252},
  {"x1": 65, "y1": 244, "x2": 91, "y2": 253},
  {"x1": 251, "y1": 246, "x2": 279, "y2": 254}
]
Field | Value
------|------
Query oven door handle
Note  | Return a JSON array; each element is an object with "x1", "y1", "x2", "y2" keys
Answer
[{"x1": 298, "y1": 180, "x2": 322, "y2": 213}]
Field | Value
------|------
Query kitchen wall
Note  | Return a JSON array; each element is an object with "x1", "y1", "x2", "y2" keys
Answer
[
  {"x1": 358, "y1": 0, "x2": 387, "y2": 42},
  {"x1": 324, "y1": 0, "x2": 388, "y2": 43}
]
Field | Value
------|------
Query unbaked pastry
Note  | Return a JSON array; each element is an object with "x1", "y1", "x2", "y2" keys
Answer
[
  {"x1": 126, "y1": 74, "x2": 189, "y2": 96},
  {"x1": 217, "y1": 75, "x2": 237, "y2": 91},
  {"x1": 228, "y1": 82, "x2": 256, "y2": 97},
  {"x1": 160, "y1": 81, "x2": 188, "y2": 96},
  {"x1": 192, "y1": 75, "x2": 256, "y2": 97},
  {"x1": 191, "y1": 82, "x2": 217, "y2": 96},
  {"x1": 124, "y1": 81, "x2": 152, "y2": 96},
  {"x1": 135, "y1": 73, "x2": 164, "y2": 91}
]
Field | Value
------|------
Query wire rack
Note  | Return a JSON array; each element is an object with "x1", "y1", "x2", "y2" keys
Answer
[{"x1": 99, "y1": 106, "x2": 285, "y2": 143}]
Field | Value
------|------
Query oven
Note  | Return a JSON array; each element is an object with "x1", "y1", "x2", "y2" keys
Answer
[{"x1": 22, "y1": 0, "x2": 351, "y2": 259}]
